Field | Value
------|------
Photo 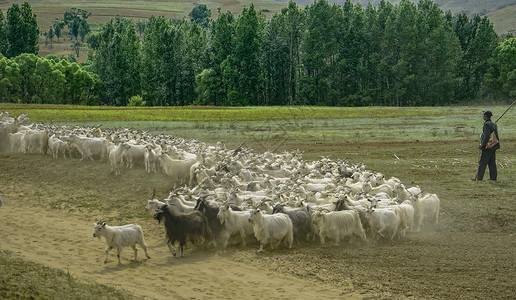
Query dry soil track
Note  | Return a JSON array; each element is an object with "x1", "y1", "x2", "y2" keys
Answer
[{"x1": 0, "y1": 199, "x2": 366, "y2": 299}]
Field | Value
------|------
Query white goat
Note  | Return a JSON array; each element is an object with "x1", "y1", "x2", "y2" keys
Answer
[
  {"x1": 144, "y1": 144, "x2": 160, "y2": 174},
  {"x1": 109, "y1": 142, "x2": 131, "y2": 175},
  {"x1": 23, "y1": 129, "x2": 49, "y2": 154},
  {"x1": 392, "y1": 183, "x2": 415, "y2": 202},
  {"x1": 365, "y1": 207, "x2": 401, "y2": 240},
  {"x1": 345, "y1": 180, "x2": 368, "y2": 194},
  {"x1": 312, "y1": 209, "x2": 366, "y2": 245},
  {"x1": 248, "y1": 209, "x2": 293, "y2": 253},
  {"x1": 158, "y1": 153, "x2": 200, "y2": 188},
  {"x1": 48, "y1": 134, "x2": 69, "y2": 158},
  {"x1": 216, "y1": 204, "x2": 255, "y2": 248},
  {"x1": 413, "y1": 193, "x2": 440, "y2": 231},
  {"x1": 145, "y1": 199, "x2": 166, "y2": 213},
  {"x1": 400, "y1": 200, "x2": 415, "y2": 234},
  {"x1": 92, "y1": 221, "x2": 150, "y2": 264},
  {"x1": 66, "y1": 134, "x2": 108, "y2": 162},
  {"x1": 123, "y1": 142, "x2": 146, "y2": 168},
  {"x1": 9, "y1": 131, "x2": 25, "y2": 153},
  {"x1": 365, "y1": 183, "x2": 395, "y2": 198},
  {"x1": 165, "y1": 195, "x2": 195, "y2": 213}
]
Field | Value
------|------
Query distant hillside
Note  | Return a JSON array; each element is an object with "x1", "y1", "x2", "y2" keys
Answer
[
  {"x1": 342, "y1": 0, "x2": 516, "y2": 33},
  {"x1": 1, "y1": 0, "x2": 514, "y2": 33}
]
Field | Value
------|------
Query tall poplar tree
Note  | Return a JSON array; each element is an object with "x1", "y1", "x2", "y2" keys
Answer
[
  {"x1": 262, "y1": 1, "x2": 304, "y2": 105},
  {"x1": 93, "y1": 17, "x2": 141, "y2": 106},
  {"x1": 234, "y1": 4, "x2": 264, "y2": 106},
  {"x1": 5, "y1": 2, "x2": 39, "y2": 58},
  {"x1": 0, "y1": 10, "x2": 7, "y2": 55},
  {"x1": 20, "y1": 1, "x2": 39, "y2": 55},
  {"x1": 262, "y1": 14, "x2": 289, "y2": 106},
  {"x1": 141, "y1": 16, "x2": 168, "y2": 106},
  {"x1": 301, "y1": 0, "x2": 340, "y2": 105},
  {"x1": 207, "y1": 10, "x2": 235, "y2": 105},
  {"x1": 282, "y1": 1, "x2": 304, "y2": 105},
  {"x1": 454, "y1": 14, "x2": 498, "y2": 100}
]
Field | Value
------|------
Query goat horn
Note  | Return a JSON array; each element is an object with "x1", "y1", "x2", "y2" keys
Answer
[{"x1": 258, "y1": 198, "x2": 269, "y2": 205}]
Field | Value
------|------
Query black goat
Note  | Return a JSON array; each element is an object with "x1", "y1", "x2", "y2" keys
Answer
[{"x1": 154, "y1": 204, "x2": 215, "y2": 257}]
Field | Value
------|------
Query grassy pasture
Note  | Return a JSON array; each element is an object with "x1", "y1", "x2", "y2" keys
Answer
[
  {"x1": 2, "y1": 103, "x2": 515, "y2": 149},
  {"x1": 0, "y1": 0, "x2": 286, "y2": 29},
  {"x1": 1, "y1": 104, "x2": 516, "y2": 299},
  {"x1": 488, "y1": 3, "x2": 516, "y2": 34},
  {"x1": 0, "y1": 250, "x2": 138, "y2": 300},
  {"x1": 0, "y1": 104, "x2": 448, "y2": 121}
]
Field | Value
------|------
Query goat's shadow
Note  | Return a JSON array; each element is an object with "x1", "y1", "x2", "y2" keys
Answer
[
  {"x1": 96, "y1": 259, "x2": 148, "y2": 274},
  {"x1": 155, "y1": 248, "x2": 218, "y2": 266}
]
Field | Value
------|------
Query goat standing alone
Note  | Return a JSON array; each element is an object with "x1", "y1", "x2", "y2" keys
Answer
[{"x1": 93, "y1": 221, "x2": 150, "y2": 264}]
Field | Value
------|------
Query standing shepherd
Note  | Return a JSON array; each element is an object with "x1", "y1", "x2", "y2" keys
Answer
[{"x1": 474, "y1": 110, "x2": 500, "y2": 181}]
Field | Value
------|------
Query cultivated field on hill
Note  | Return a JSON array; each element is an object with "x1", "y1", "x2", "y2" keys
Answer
[{"x1": 1, "y1": 105, "x2": 515, "y2": 299}]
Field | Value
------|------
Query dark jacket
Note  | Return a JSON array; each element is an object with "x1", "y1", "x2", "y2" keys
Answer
[{"x1": 480, "y1": 119, "x2": 500, "y2": 150}]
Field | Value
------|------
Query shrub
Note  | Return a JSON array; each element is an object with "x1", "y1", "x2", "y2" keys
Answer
[{"x1": 127, "y1": 95, "x2": 146, "y2": 107}]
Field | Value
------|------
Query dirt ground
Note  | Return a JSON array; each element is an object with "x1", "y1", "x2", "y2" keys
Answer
[{"x1": 0, "y1": 138, "x2": 515, "y2": 299}]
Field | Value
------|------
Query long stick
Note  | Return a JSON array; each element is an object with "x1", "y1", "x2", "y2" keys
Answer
[{"x1": 495, "y1": 99, "x2": 516, "y2": 123}]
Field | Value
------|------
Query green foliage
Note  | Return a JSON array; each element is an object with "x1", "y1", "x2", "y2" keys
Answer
[
  {"x1": 3, "y1": 2, "x2": 39, "y2": 58},
  {"x1": 64, "y1": 7, "x2": 91, "y2": 40},
  {"x1": 190, "y1": 4, "x2": 211, "y2": 28},
  {"x1": 233, "y1": 4, "x2": 265, "y2": 106},
  {"x1": 454, "y1": 14, "x2": 498, "y2": 100},
  {"x1": 0, "y1": 54, "x2": 98, "y2": 104},
  {"x1": 195, "y1": 68, "x2": 221, "y2": 105},
  {"x1": 0, "y1": 250, "x2": 139, "y2": 300},
  {"x1": 127, "y1": 95, "x2": 146, "y2": 106},
  {"x1": 52, "y1": 19, "x2": 65, "y2": 41},
  {"x1": 93, "y1": 17, "x2": 141, "y2": 106},
  {"x1": 0, "y1": 0, "x2": 509, "y2": 106},
  {"x1": 0, "y1": 104, "x2": 448, "y2": 123},
  {"x1": 0, "y1": 10, "x2": 6, "y2": 55},
  {"x1": 262, "y1": 1, "x2": 304, "y2": 106},
  {"x1": 483, "y1": 37, "x2": 516, "y2": 99},
  {"x1": 141, "y1": 17, "x2": 204, "y2": 106}
]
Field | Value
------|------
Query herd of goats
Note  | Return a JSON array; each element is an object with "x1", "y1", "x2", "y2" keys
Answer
[{"x1": 1, "y1": 111, "x2": 440, "y2": 263}]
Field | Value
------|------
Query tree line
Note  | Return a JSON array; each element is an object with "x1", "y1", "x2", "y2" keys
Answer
[{"x1": 1, "y1": 0, "x2": 515, "y2": 106}]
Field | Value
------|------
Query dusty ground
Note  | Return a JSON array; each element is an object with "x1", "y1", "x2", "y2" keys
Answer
[{"x1": 0, "y1": 138, "x2": 515, "y2": 299}]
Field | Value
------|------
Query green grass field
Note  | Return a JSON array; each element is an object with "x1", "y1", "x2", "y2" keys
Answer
[{"x1": 2, "y1": 104, "x2": 514, "y2": 149}]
